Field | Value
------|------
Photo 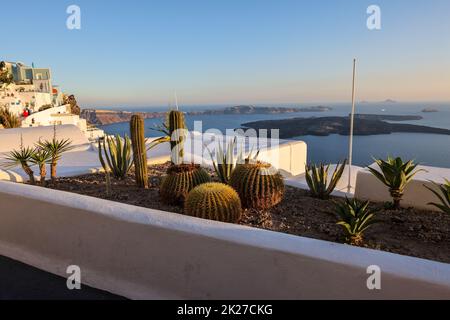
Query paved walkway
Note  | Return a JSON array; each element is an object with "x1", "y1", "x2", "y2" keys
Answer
[{"x1": 0, "y1": 255, "x2": 124, "y2": 300}]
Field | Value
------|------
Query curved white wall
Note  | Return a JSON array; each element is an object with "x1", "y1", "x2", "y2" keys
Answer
[
  {"x1": 0, "y1": 124, "x2": 89, "y2": 153},
  {"x1": 0, "y1": 181, "x2": 449, "y2": 299}
]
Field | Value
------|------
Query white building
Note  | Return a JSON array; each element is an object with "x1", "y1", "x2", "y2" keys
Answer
[{"x1": 0, "y1": 60, "x2": 103, "y2": 140}]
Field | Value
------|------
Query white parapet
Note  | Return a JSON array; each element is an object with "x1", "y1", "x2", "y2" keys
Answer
[
  {"x1": 355, "y1": 164, "x2": 450, "y2": 211},
  {"x1": 0, "y1": 180, "x2": 449, "y2": 299}
]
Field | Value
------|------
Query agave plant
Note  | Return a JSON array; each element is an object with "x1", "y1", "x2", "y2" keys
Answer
[
  {"x1": 206, "y1": 137, "x2": 243, "y2": 184},
  {"x1": 335, "y1": 197, "x2": 378, "y2": 246},
  {"x1": 37, "y1": 137, "x2": 74, "y2": 184},
  {"x1": 424, "y1": 180, "x2": 450, "y2": 214},
  {"x1": 305, "y1": 160, "x2": 347, "y2": 200},
  {"x1": 368, "y1": 157, "x2": 423, "y2": 209},
  {"x1": 98, "y1": 135, "x2": 133, "y2": 180},
  {"x1": 3, "y1": 145, "x2": 36, "y2": 184},
  {"x1": 0, "y1": 106, "x2": 21, "y2": 128},
  {"x1": 30, "y1": 146, "x2": 52, "y2": 185}
]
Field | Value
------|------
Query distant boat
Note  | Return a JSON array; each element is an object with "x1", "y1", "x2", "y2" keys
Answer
[{"x1": 381, "y1": 109, "x2": 386, "y2": 112}]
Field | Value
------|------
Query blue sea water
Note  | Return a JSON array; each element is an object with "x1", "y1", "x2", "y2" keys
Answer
[{"x1": 100, "y1": 102, "x2": 450, "y2": 168}]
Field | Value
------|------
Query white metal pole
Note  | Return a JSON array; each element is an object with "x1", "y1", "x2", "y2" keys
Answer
[
  {"x1": 175, "y1": 92, "x2": 179, "y2": 110},
  {"x1": 348, "y1": 58, "x2": 357, "y2": 193}
]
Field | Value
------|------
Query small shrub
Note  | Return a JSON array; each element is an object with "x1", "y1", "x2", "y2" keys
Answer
[
  {"x1": 335, "y1": 197, "x2": 378, "y2": 246},
  {"x1": 425, "y1": 180, "x2": 450, "y2": 214},
  {"x1": 368, "y1": 156, "x2": 423, "y2": 209},
  {"x1": 0, "y1": 106, "x2": 21, "y2": 128},
  {"x1": 184, "y1": 182, "x2": 242, "y2": 223},
  {"x1": 305, "y1": 160, "x2": 347, "y2": 199}
]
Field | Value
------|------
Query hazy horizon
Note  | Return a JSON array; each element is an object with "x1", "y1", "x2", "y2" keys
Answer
[{"x1": 2, "y1": 0, "x2": 450, "y2": 108}]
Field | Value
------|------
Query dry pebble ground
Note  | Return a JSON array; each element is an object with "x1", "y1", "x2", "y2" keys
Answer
[{"x1": 47, "y1": 162, "x2": 450, "y2": 264}]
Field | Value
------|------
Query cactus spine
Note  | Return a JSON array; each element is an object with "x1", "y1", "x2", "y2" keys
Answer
[
  {"x1": 130, "y1": 114, "x2": 149, "y2": 188},
  {"x1": 229, "y1": 161, "x2": 284, "y2": 210},
  {"x1": 160, "y1": 164, "x2": 211, "y2": 205},
  {"x1": 168, "y1": 110, "x2": 186, "y2": 165},
  {"x1": 184, "y1": 183, "x2": 242, "y2": 223}
]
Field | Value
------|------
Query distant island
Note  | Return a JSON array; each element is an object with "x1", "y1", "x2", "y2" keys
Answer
[
  {"x1": 422, "y1": 107, "x2": 439, "y2": 113},
  {"x1": 353, "y1": 114, "x2": 422, "y2": 121},
  {"x1": 384, "y1": 99, "x2": 397, "y2": 103},
  {"x1": 81, "y1": 105, "x2": 332, "y2": 125},
  {"x1": 241, "y1": 115, "x2": 450, "y2": 138}
]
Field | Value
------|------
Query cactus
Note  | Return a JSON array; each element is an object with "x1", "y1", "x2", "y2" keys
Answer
[
  {"x1": 229, "y1": 161, "x2": 284, "y2": 210},
  {"x1": 167, "y1": 110, "x2": 186, "y2": 164},
  {"x1": 159, "y1": 164, "x2": 211, "y2": 205},
  {"x1": 130, "y1": 114, "x2": 149, "y2": 188},
  {"x1": 149, "y1": 110, "x2": 187, "y2": 165},
  {"x1": 184, "y1": 182, "x2": 242, "y2": 223}
]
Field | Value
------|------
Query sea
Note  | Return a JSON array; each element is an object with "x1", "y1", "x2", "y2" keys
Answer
[{"x1": 99, "y1": 102, "x2": 450, "y2": 169}]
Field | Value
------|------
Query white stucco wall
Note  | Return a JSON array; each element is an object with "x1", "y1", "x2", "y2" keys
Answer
[
  {"x1": 0, "y1": 181, "x2": 449, "y2": 299},
  {"x1": 0, "y1": 124, "x2": 89, "y2": 153}
]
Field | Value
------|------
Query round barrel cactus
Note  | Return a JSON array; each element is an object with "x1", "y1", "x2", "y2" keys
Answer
[
  {"x1": 160, "y1": 164, "x2": 211, "y2": 205},
  {"x1": 184, "y1": 182, "x2": 242, "y2": 223},
  {"x1": 229, "y1": 162, "x2": 284, "y2": 210}
]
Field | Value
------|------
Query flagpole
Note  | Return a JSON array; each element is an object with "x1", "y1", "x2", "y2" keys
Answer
[{"x1": 347, "y1": 58, "x2": 357, "y2": 193}]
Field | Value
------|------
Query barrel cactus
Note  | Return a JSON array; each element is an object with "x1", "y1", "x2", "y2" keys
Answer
[
  {"x1": 229, "y1": 161, "x2": 284, "y2": 210},
  {"x1": 130, "y1": 114, "x2": 148, "y2": 188},
  {"x1": 160, "y1": 164, "x2": 211, "y2": 205},
  {"x1": 184, "y1": 182, "x2": 242, "y2": 223}
]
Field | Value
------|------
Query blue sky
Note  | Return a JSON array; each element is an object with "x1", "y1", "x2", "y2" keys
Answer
[{"x1": 2, "y1": 0, "x2": 450, "y2": 107}]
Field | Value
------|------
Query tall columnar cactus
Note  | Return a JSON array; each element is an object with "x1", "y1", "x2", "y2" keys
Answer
[
  {"x1": 159, "y1": 164, "x2": 211, "y2": 205},
  {"x1": 229, "y1": 161, "x2": 285, "y2": 210},
  {"x1": 184, "y1": 183, "x2": 242, "y2": 223},
  {"x1": 148, "y1": 110, "x2": 187, "y2": 165},
  {"x1": 130, "y1": 114, "x2": 149, "y2": 188},
  {"x1": 167, "y1": 110, "x2": 186, "y2": 165}
]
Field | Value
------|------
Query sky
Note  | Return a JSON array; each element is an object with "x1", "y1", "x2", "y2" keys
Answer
[{"x1": 2, "y1": 0, "x2": 450, "y2": 108}]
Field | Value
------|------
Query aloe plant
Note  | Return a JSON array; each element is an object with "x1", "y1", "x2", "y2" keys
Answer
[
  {"x1": 424, "y1": 180, "x2": 450, "y2": 214},
  {"x1": 98, "y1": 135, "x2": 133, "y2": 180},
  {"x1": 335, "y1": 197, "x2": 378, "y2": 246},
  {"x1": 368, "y1": 157, "x2": 423, "y2": 209},
  {"x1": 305, "y1": 160, "x2": 347, "y2": 199},
  {"x1": 3, "y1": 146, "x2": 36, "y2": 184},
  {"x1": 206, "y1": 137, "x2": 242, "y2": 184}
]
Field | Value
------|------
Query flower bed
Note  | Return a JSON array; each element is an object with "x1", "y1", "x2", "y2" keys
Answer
[{"x1": 43, "y1": 162, "x2": 450, "y2": 264}]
